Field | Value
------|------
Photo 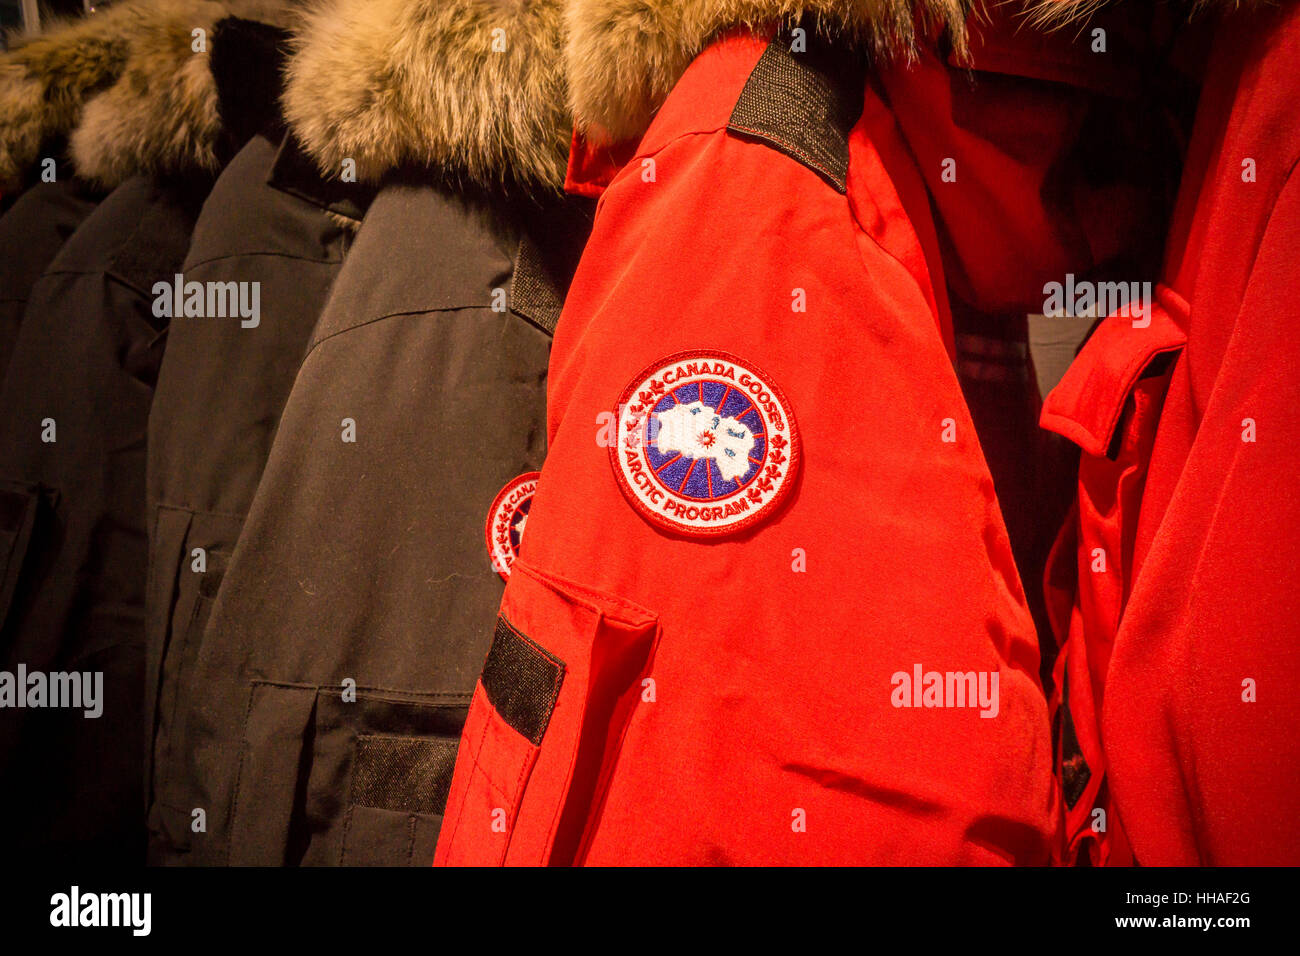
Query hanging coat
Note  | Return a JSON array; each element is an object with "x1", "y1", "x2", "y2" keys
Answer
[
  {"x1": 432, "y1": 0, "x2": 1171, "y2": 866},
  {"x1": 0, "y1": 0, "x2": 288, "y2": 374},
  {"x1": 143, "y1": 14, "x2": 378, "y2": 864},
  {"x1": 0, "y1": 0, "x2": 297, "y2": 864},
  {"x1": 1041, "y1": 0, "x2": 1300, "y2": 866},
  {"x1": 171, "y1": 0, "x2": 592, "y2": 866}
]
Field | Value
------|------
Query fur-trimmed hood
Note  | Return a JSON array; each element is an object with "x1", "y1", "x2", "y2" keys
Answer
[
  {"x1": 0, "y1": 0, "x2": 297, "y2": 192},
  {"x1": 281, "y1": 0, "x2": 569, "y2": 192},
  {"x1": 563, "y1": 0, "x2": 1277, "y2": 143},
  {"x1": 565, "y1": 0, "x2": 971, "y2": 143}
]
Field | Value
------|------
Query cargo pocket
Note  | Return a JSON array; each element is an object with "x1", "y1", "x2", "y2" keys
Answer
[
  {"x1": 338, "y1": 734, "x2": 460, "y2": 866},
  {"x1": 436, "y1": 559, "x2": 660, "y2": 867},
  {"x1": 228, "y1": 681, "x2": 470, "y2": 866},
  {"x1": 0, "y1": 479, "x2": 42, "y2": 635}
]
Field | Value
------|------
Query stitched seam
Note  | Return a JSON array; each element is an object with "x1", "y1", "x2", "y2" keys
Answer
[
  {"x1": 246, "y1": 678, "x2": 473, "y2": 703},
  {"x1": 580, "y1": 619, "x2": 664, "y2": 864},
  {"x1": 154, "y1": 501, "x2": 246, "y2": 521},
  {"x1": 728, "y1": 122, "x2": 836, "y2": 187},
  {"x1": 304, "y1": 303, "x2": 501, "y2": 359},
  {"x1": 844, "y1": 183, "x2": 940, "y2": 340},
  {"x1": 504, "y1": 743, "x2": 535, "y2": 861},
  {"x1": 513, "y1": 559, "x2": 656, "y2": 625},
  {"x1": 614, "y1": 126, "x2": 731, "y2": 185},
  {"x1": 338, "y1": 805, "x2": 353, "y2": 865},
  {"x1": 157, "y1": 588, "x2": 208, "y2": 802},
  {"x1": 442, "y1": 709, "x2": 490, "y2": 854},
  {"x1": 155, "y1": 798, "x2": 202, "y2": 815},
  {"x1": 1206, "y1": 152, "x2": 1300, "y2": 313},
  {"x1": 224, "y1": 682, "x2": 260, "y2": 865},
  {"x1": 540, "y1": 665, "x2": 583, "y2": 865},
  {"x1": 183, "y1": 249, "x2": 341, "y2": 270}
]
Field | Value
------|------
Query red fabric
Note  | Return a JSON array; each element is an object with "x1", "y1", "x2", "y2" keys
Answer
[
  {"x1": 1042, "y1": 4, "x2": 1300, "y2": 865},
  {"x1": 881, "y1": 5, "x2": 1164, "y2": 320},
  {"x1": 436, "y1": 30, "x2": 1056, "y2": 865},
  {"x1": 565, "y1": 129, "x2": 637, "y2": 199},
  {"x1": 1040, "y1": 294, "x2": 1186, "y2": 864}
]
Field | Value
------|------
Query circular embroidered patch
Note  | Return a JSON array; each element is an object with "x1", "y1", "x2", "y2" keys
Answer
[
  {"x1": 611, "y1": 350, "x2": 799, "y2": 537},
  {"x1": 485, "y1": 471, "x2": 540, "y2": 580}
]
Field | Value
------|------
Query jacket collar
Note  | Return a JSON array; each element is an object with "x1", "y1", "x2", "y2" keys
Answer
[{"x1": 281, "y1": 0, "x2": 570, "y2": 194}]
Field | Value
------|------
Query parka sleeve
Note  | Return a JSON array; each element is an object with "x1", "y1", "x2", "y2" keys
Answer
[{"x1": 436, "y1": 122, "x2": 1057, "y2": 865}]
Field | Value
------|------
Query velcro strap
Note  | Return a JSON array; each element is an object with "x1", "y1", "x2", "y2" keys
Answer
[
  {"x1": 351, "y1": 734, "x2": 461, "y2": 815},
  {"x1": 481, "y1": 615, "x2": 565, "y2": 746},
  {"x1": 727, "y1": 24, "x2": 867, "y2": 193}
]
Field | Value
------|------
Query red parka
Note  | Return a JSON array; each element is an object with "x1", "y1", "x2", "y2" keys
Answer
[
  {"x1": 1043, "y1": 0, "x2": 1300, "y2": 865},
  {"x1": 435, "y1": 1, "x2": 1164, "y2": 865}
]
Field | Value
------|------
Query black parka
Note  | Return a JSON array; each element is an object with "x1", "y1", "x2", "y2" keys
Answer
[
  {"x1": 144, "y1": 76, "x2": 373, "y2": 862},
  {"x1": 0, "y1": 1, "x2": 297, "y2": 863},
  {"x1": 163, "y1": 0, "x2": 591, "y2": 865},
  {"x1": 0, "y1": 171, "x2": 212, "y2": 863}
]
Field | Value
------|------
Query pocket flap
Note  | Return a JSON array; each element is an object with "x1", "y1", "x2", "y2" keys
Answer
[
  {"x1": 436, "y1": 560, "x2": 659, "y2": 866},
  {"x1": 228, "y1": 682, "x2": 471, "y2": 865},
  {"x1": 1040, "y1": 285, "x2": 1188, "y2": 458}
]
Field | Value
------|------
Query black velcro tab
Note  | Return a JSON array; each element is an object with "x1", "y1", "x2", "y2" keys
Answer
[
  {"x1": 351, "y1": 734, "x2": 462, "y2": 815},
  {"x1": 510, "y1": 234, "x2": 565, "y2": 336},
  {"x1": 727, "y1": 24, "x2": 868, "y2": 193},
  {"x1": 510, "y1": 196, "x2": 594, "y2": 337},
  {"x1": 481, "y1": 615, "x2": 565, "y2": 746}
]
